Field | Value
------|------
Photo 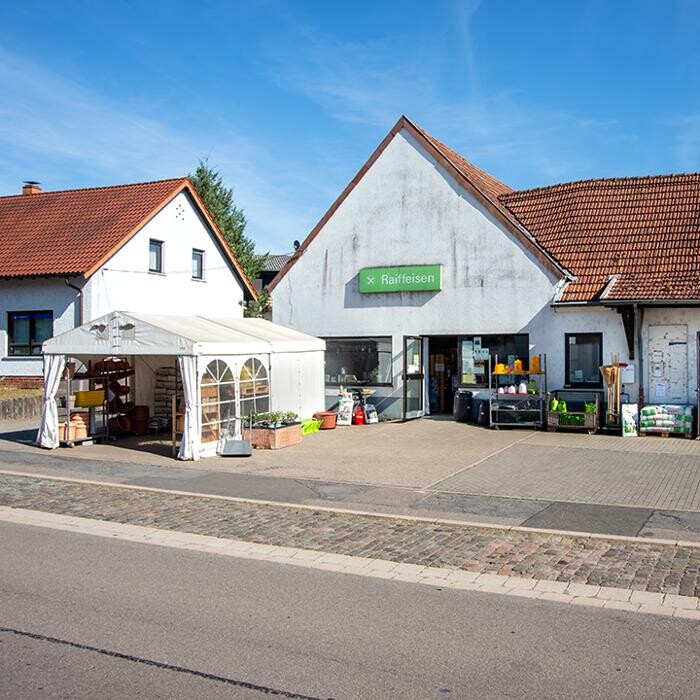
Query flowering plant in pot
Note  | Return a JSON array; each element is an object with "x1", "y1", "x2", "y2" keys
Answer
[{"x1": 248, "y1": 411, "x2": 301, "y2": 449}]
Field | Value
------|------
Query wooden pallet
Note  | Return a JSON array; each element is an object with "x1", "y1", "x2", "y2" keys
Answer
[{"x1": 640, "y1": 431, "x2": 694, "y2": 439}]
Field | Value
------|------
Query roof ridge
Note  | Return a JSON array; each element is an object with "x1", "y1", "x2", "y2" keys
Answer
[
  {"x1": 501, "y1": 171, "x2": 700, "y2": 201},
  {"x1": 404, "y1": 115, "x2": 513, "y2": 196},
  {"x1": 0, "y1": 176, "x2": 188, "y2": 200}
]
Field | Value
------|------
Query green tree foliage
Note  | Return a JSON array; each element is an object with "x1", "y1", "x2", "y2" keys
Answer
[
  {"x1": 189, "y1": 159, "x2": 267, "y2": 281},
  {"x1": 244, "y1": 289, "x2": 271, "y2": 318}
]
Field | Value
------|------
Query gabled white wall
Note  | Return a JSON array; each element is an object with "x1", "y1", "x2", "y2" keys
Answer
[
  {"x1": 273, "y1": 129, "x2": 560, "y2": 337},
  {"x1": 83, "y1": 191, "x2": 245, "y2": 321},
  {"x1": 1, "y1": 190, "x2": 247, "y2": 378}
]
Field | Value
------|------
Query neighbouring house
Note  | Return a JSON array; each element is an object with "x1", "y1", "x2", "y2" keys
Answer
[
  {"x1": 254, "y1": 254, "x2": 293, "y2": 292},
  {"x1": 0, "y1": 178, "x2": 257, "y2": 386},
  {"x1": 269, "y1": 115, "x2": 700, "y2": 422}
]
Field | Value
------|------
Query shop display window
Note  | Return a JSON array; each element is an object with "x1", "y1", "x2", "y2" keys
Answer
[
  {"x1": 239, "y1": 357, "x2": 270, "y2": 416},
  {"x1": 459, "y1": 334, "x2": 529, "y2": 386},
  {"x1": 7, "y1": 310, "x2": 53, "y2": 356},
  {"x1": 565, "y1": 333, "x2": 603, "y2": 387},
  {"x1": 324, "y1": 337, "x2": 392, "y2": 386}
]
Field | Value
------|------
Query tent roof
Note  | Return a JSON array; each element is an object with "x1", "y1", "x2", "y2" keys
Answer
[{"x1": 43, "y1": 311, "x2": 325, "y2": 356}]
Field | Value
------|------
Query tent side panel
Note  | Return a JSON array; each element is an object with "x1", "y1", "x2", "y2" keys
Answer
[{"x1": 270, "y1": 351, "x2": 325, "y2": 418}]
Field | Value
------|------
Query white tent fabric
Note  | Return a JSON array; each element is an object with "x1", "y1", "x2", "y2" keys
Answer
[
  {"x1": 36, "y1": 354, "x2": 66, "y2": 449},
  {"x1": 42, "y1": 312, "x2": 325, "y2": 357},
  {"x1": 40, "y1": 311, "x2": 325, "y2": 459},
  {"x1": 177, "y1": 355, "x2": 200, "y2": 461}
]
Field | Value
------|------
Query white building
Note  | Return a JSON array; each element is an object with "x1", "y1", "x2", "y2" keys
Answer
[
  {"x1": 270, "y1": 116, "x2": 700, "y2": 421},
  {"x1": 0, "y1": 178, "x2": 256, "y2": 385}
]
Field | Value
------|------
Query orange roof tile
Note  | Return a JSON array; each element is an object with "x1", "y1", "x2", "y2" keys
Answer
[
  {"x1": 0, "y1": 178, "x2": 186, "y2": 278},
  {"x1": 0, "y1": 178, "x2": 257, "y2": 298},
  {"x1": 500, "y1": 173, "x2": 700, "y2": 302}
]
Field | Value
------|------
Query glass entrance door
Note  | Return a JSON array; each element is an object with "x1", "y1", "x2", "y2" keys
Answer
[{"x1": 403, "y1": 335, "x2": 424, "y2": 420}]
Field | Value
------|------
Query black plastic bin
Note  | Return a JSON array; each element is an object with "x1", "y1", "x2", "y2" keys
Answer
[
  {"x1": 476, "y1": 398, "x2": 490, "y2": 427},
  {"x1": 453, "y1": 389, "x2": 473, "y2": 422}
]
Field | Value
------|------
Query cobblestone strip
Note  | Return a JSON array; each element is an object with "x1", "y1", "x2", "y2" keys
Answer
[
  {"x1": 2, "y1": 506, "x2": 698, "y2": 620},
  {"x1": 1, "y1": 474, "x2": 700, "y2": 599}
]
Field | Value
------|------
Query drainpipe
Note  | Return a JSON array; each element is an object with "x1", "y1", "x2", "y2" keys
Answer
[
  {"x1": 635, "y1": 303, "x2": 644, "y2": 406},
  {"x1": 64, "y1": 278, "x2": 84, "y2": 327}
]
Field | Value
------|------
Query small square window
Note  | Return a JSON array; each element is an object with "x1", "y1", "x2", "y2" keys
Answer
[
  {"x1": 149, "y1": 239, "x2": 163, "y2": 273},
  {"x1": 192, "y1": 249, "x2": 204, "y2": 280}
]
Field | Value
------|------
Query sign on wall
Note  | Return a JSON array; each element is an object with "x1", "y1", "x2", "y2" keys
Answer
[
  {"x1": 647, "y1": 324, "x2": 688, "y2": 403},
  {"x1": 359, "y1": 265, "x2": 442, "y2": 293}
]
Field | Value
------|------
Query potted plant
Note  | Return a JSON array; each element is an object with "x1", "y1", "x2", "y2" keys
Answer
[{"x1": 247, "y1": 410, "x2": 302, "y2": 449}]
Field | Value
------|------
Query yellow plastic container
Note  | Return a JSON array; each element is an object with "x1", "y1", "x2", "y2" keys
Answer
[{"x1": 74, "y1": 389, "x2": 105, "y2": 407}]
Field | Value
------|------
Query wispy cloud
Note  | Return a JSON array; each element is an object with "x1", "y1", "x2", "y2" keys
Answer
[
  {"x1": 263, "y1": 6, "x2": 636, "y2": 188},
  {"x1": 0, "y1": 45, "x2": 313, "y2": 251}
]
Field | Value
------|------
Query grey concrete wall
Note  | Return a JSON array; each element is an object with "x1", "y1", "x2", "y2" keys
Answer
[{"x1": 0, "y1": 395, "x2": 42, "y2": 420}]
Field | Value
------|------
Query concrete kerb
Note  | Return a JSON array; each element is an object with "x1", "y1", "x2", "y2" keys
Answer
[
  {"x1": 1, "y1": 467, "x2": 699, "y2": 550},
  {"x1": 1, "y1": 505, "x2": 698, "y2": 620}
]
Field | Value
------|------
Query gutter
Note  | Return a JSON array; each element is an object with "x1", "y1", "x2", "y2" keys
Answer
[
  {"x1": 551, "y1": 299, "x2": 700, "y2": 309},
  {"x1": 64, "y1": 277, "x2": 84, "y2": 326}
]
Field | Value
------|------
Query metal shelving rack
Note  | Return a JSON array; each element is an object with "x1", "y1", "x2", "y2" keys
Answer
[{"x1": 488, "y1": 354, "x2": 547, "y2": 429}]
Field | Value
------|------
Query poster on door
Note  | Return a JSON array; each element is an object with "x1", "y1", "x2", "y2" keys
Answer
[{"x1": 647, "y1": 324, "x2": 688, "y2": 403}]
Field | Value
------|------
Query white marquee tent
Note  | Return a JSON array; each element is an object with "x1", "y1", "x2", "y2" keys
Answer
[{"x1": 38, "y1": 311, "x2": 325, "y2": 459}]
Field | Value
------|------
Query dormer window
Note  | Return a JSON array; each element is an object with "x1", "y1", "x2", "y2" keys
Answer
[{"x1": 149, "y1": 239, "x2": 163, "y2": 273}]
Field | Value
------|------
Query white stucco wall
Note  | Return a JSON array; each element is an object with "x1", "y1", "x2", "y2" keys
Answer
[
  {"x1": 1, "y1": 191, "x2": 247, "y2": 379},
  {"x1": 270, "y1": 128, "x2": 652, "y2": 418},
  {"x1": 83, "y1": 191, "x2": 245, "y2": 320},
  {"x1": 0, "y1": 278, "x2": 77, "y2": 377}
]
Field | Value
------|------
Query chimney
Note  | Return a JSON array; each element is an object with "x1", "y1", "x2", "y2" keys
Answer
[{"x1": 22, "y1": 181, "x2": 42, "y2": 195}]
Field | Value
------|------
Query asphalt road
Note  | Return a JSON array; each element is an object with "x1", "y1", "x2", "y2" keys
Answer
[{"x1": 1, "y1": 523, "x2": 699, "y2": 699}]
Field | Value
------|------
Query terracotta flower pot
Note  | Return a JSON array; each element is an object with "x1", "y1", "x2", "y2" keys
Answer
[{"x1": 313, "y1": 411, "x2": 337, "y2": 430}]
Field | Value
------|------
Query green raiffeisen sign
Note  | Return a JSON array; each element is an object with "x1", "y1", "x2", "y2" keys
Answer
[{"x1": 359, "y1": 265, "x2": 442, "y2": 293}]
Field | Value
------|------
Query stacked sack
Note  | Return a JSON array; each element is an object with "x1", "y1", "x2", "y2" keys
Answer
[
  {"x1": 639, "y1": 404, "x2": 694, "y2": 434},
  {"x1": 152, "y1": 366, "x2": 178, "y2": 430}
]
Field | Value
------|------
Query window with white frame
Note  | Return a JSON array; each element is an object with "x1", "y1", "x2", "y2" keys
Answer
[
  {"x1": 239, "y1": 358, "x2": 270, "y2": 416},
  {"x1": 192, "y1": 249, "x2": 204, "y2": 280},
  {"x1": 149, "y1": 239, "x2": 163, "y2": 273},
  {"x1": 200, "y1": 359, "x2": 236, "y2": 442}
]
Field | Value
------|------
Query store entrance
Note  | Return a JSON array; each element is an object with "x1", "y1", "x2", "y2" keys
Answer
[{"x1": 427, "y1": 335, "x2": 459, "y2": 414}]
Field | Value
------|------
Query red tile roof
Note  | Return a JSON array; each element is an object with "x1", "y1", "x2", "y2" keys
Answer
[
  {"x1": 500, "y1": 173, "x2": 700, "y2": 302},
  {"x1": 0, "y1": 178, "x2": 257, "y2": 297},
  {"x1": 0, "y1": 178, "x2": 186, "y2": 278}
]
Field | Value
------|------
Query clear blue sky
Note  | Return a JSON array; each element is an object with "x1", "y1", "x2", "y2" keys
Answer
[{"x1": 1, "y1": 1, "x2": 699, "y2": 252}]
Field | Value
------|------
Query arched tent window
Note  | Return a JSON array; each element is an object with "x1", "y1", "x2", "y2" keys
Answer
[
  {"x1": 201, "y1": 359, "x2": 236, "y2": 442},
  {"x1": 240, "y1": 358, "x2": 270, "y2": 416}
]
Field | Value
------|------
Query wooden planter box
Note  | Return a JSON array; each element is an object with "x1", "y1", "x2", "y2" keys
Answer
[{"x1": 247, "y1": 423, "x2": 302, "y2": 450}]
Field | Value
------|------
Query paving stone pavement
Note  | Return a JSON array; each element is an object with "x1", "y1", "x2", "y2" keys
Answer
[
  {"x1": 1, "y1": 474, "x2": 700, "y2": 598},
  {"x1": 434, "y1": 444, "x2": 700, "y2": 511}
]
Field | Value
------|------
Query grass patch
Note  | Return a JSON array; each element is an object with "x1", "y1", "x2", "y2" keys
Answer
[{"x1": 0, "y1": 388, "x2": 43, "y2": 400}]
